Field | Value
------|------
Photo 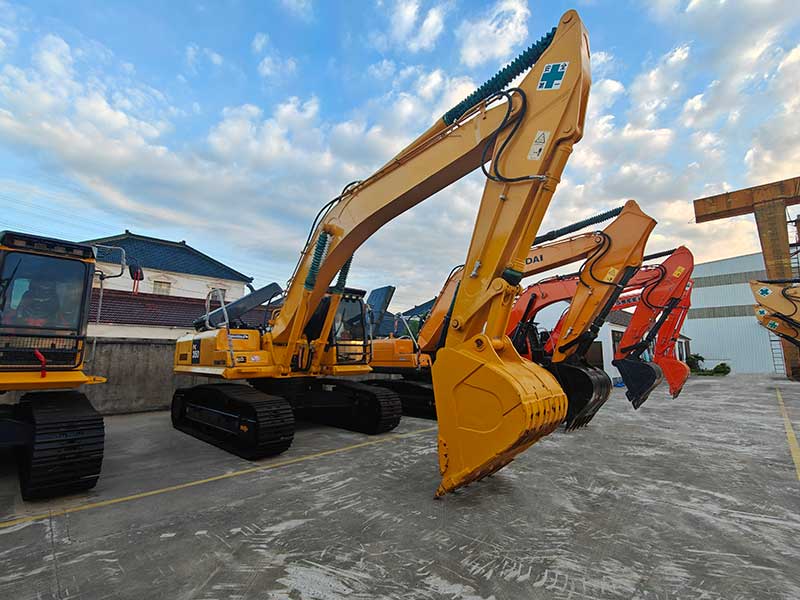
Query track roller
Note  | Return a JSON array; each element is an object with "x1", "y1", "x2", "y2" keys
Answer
[
  {"x1": 368, "y1": 378, "x2": 436, "y2": 420},
  {"x1": 172, "y1": 384, "x2": 294, "y2": 460},
  {"x1": 16, "y1": 391, "x2": 105, "y2": 501}
]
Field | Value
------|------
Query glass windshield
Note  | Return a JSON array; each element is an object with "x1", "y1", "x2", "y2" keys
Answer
[
  {"x1": 0, "y1": 251, "x2": 88, "y2": 333},
  {"x1": 332, "y1": 297, "x2": 366, "y2": 342}
]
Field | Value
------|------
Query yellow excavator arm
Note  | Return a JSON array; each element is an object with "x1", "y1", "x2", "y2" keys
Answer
[{"x1": 175, "y1": 10, "x2": 591, "y2": 496}]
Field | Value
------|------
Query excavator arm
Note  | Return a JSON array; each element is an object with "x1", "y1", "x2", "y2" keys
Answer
[
  {"x1": 652, "y1": 281, "x2": 693, "y2": 398},
  {"x1": 751, "y1": 280, "x2": 800, "y2": 347},
  {"x1": 611, "y1": 246, "x2": 693, "y2": 407},
  {"x1": 750, "y1": 280, "x2": 800, "y2": 327},
  {"x1": 754, "y1": 304, "x2": 800, "y2": 348}
]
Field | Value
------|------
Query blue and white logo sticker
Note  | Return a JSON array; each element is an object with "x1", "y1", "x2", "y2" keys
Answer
[
  {"x1": 758, "y1": 287, "x2": 772, "y2": 297},
  {"x1": 538, "y1": 62, "x2": 569, "y2": 91},
  {"x1": 757, "y1": 308, "x2": 767, "y2": 316},
  {"x1": 768, "y1": 320, "x2": 779, "y2": 330}
]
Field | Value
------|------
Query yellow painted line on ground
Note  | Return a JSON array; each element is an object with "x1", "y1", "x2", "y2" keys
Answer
[
  {"x1": 0, "y1": 426, "x2": 438, "y2": 530},
  {"x1": 776, "y1": 388, "x2": 800, "y2": 481}
]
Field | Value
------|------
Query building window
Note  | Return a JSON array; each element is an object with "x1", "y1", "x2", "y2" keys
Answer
[{"x1": 153, "y1": 281, "x2": 171, "y2": 296}]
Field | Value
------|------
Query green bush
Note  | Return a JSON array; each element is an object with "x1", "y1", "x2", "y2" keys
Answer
[
  {"x1": 687, "y1": 353, "x2": 705, "y2": 372},
  {"x1": 712, "y1": 362, "x2": 731, "y2": 375}
]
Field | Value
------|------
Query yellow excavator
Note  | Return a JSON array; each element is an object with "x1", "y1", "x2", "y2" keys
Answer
[
  {"x1": 370, "y1": 200, "x2": 656, "y2": 425},
  {"x1": 172, "y1": 9, "x2": 591, "y2": 496},
  {"x1": 750, "y1": 279, "x2": 800, "y2": 348},
  {"x1": 0, "y1": 231, "x2": 107, "y2": 499}
]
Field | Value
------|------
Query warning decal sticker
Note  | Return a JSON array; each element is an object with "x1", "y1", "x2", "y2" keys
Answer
[
  {"x1": 604, "y1": 267, "x2": 619, "y2": 283},
  {"x1": 537, "y1": 62, "x2": 569, "y2": 91},
  {"x1": 527, "y1": 130, "x2": 550, "y2": 160}
]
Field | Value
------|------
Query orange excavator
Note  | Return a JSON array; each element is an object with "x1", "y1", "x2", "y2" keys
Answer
[
  {"x1": 508, "y1": 246, "x2": 693, "y2": 426},
  {"x1": 610, "y1": 277, "x2": 693, "y2": 398}
]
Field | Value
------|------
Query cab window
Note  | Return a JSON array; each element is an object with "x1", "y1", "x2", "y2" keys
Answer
[{"x1": 0, "y1": 252, "x2": 88, "y2": 332}]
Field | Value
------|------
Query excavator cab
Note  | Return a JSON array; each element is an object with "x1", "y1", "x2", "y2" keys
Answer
[
  {"x1": 0, "y1": 231, "x2": 107, "y2": 500},
  {"x1": 0, "y1": 233, "x2": 94, "y2": 350}
]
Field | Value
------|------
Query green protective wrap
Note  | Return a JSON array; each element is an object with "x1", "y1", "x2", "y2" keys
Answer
[
  {"x1": 304, "y1": 232, "x2": 330, "y2": 291},
  {"x1": 441, "y1": 26, "x2": 557, "y2": 126},
  {"x1": 333, "y1": 256, "x2": 353, "y2": 292}
]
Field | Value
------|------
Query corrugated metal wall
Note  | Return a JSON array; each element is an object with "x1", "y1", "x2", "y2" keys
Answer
[{"x1": 683, "y1": 251, "x2": 778, "y2": 373}]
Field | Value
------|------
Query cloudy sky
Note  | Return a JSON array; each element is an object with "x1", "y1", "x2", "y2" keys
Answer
[{"x1": 0, "y1": 0, "x2": 798, "y2": 309}]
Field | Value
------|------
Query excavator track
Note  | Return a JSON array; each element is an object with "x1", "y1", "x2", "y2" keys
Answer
[
  {"x1": 16, "y1": 391, "x2": 105, "y2": 501},
  {"x1": 368, "y1": 378, "x2": 436, "y2": 419},
  {"x1": 172, "y1": 384, "x2": 295, "y2": 460},
  {"x1": 251, "y1": 378, "x2": 402, "y2": 434}
]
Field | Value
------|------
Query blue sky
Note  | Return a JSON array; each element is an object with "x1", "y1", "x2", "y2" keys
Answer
[{"x1": 1, "y1": 0, "x2": 799, "y2": 308}]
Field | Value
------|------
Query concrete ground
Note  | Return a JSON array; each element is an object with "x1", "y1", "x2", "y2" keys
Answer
[{"x1": 1, "y1": 374, "x2": 799, "y2": 600}]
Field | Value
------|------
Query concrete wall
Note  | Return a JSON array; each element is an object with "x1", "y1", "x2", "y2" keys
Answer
[
  {"x1": 88, "y1": 323, "x2": 194, "y2": 340},
  {"x1": 94, "y1": 261, "x2": 248, "y2": 301},
  {"x1": 2, "y1": 338, "x2": 212, "y2": 415}
]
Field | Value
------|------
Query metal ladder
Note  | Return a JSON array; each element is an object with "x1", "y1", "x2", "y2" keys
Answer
[{"x1": 769, "y1": 333, "x2": 786, "y2": 375}]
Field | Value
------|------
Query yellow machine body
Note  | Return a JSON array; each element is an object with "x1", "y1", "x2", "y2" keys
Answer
[
  {"x1": 175, "y1": 10, "x2": 593, "y2": 496},
  {"x1": 369, "y1": 337, "x2": 432, "y2": 370}
]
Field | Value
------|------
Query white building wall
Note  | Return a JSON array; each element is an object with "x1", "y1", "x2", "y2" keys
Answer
[
  {"x1": 682, "y1": 251, "x2": 779, "y2": 373},
  {"x1": 681, "y1": 316, "x2": 774, "y2": 372},
  {"x1": 93, "y1": 262, "x2": 248, "y2": 301}
]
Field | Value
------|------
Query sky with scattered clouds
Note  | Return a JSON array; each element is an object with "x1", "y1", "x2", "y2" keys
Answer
[{"x1": 0, "y1": 0, "x2": 799, "y2": 309}]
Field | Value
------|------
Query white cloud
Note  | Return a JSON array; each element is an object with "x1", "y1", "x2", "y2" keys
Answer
[
  {"x1": 408, "y1": 5, "x2": 445, "y2": 52},
  {"x1": 592, "y1": 50, "x2": 615, "y2": 78},
  {"x1": 185, "y1": 44, "x2": 198, "y2": 70},
  {"x1": 375, "y1": 1, "x2": 448, "y2": 53},
  {"x1": 0, "y1": 25, "x2": 18, "y2": 59},
  {"x1": 367, "y1": 59, "x2": 396, "y2": 79},
  {"x1": 34, "y1": 34, "x2": 74, "y2": 81},
  {"x1": 204, "y1": 48, "x2": 223, "y2": 66},
  {"x1": 185, "y1": 43, "x2": 224, "y2": 72},
  {"x1": 251, "y1": 32, "x2": 268, "y2": 54},
  {"x1": 456, "y1": 0, "x2": 529, "y2": 67},
  {"x1": 257, "y1": 54, "x2": 297, "y2": 78},
  {"x1": 745, "y1": 44, "x2": 800, "y2": 183},
  {"x1": 390, "y1": 0, "x2": 419, "y2": 42},
  {"x1": 280, "y1": 0, "x2": 313, "y2": 20},
  {"x1": 628, "y1": 44, "x2": 690, "y2": 126}
]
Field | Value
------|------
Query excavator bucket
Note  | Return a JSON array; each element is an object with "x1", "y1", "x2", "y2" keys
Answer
[
  {"x1": 550, "y1": 362, "x2": 612, "y2": 430},
  {"x1": 432, "y1": 336, "x2": 567, "y2": 497},
  {"x1": 612, "y1": 357, "x2": 663, "y2": 409},
  {"x1": 656, "y1": 356, "x2": 690, "y2": 398}
]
